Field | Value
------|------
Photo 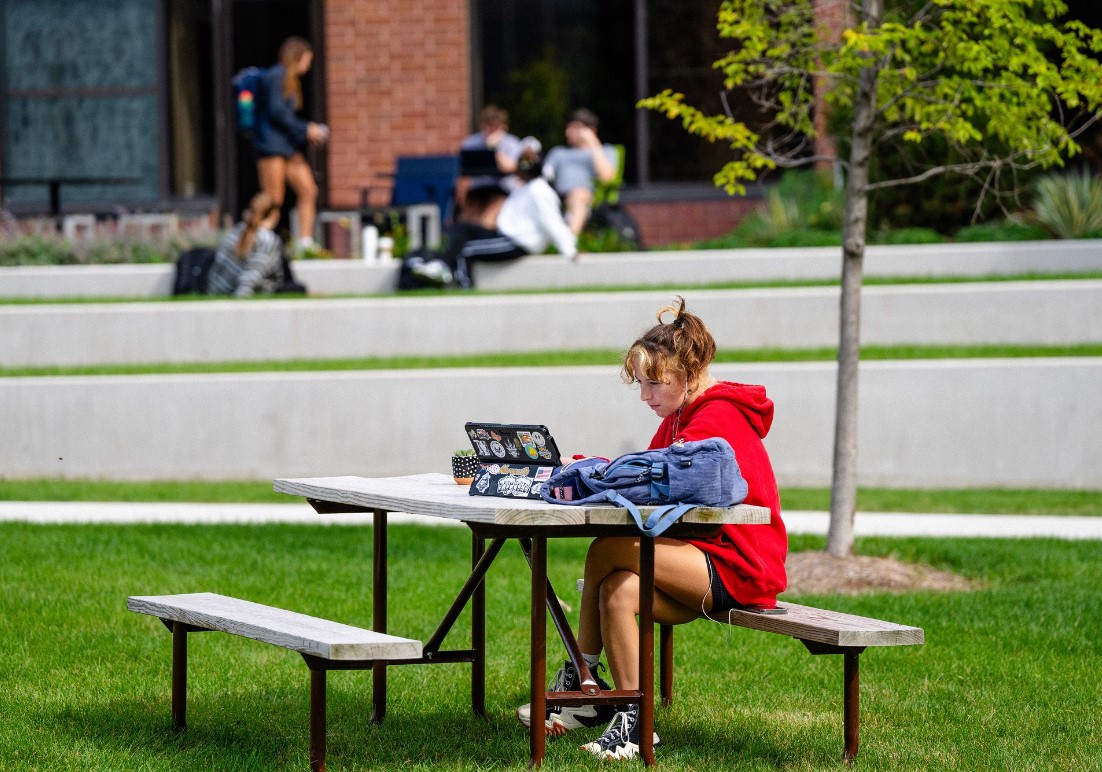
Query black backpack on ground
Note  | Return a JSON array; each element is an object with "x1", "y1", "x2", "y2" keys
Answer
[
  {"x1": 397, "y1": 249, "x2": 459, "y2": 290},
  {"x1": 173, "y1": 247, "x2": 217, "y2": 295}
]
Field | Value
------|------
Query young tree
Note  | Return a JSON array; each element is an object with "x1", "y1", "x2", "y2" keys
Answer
[{"x1": 642, "y1": 0, "x2": 1102, "y2": 556}]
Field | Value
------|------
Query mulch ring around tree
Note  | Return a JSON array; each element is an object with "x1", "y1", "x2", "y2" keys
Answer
[{"x1": 785, "y1": 551, "x2": 975, "y2": 596}]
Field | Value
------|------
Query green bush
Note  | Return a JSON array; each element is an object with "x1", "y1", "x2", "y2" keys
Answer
[
  {"x1": 1031, "y1": 168, "x2": 1102, "y2": 239},
  {"x1": 763, "y1": 228, "x2": 843, "y2": 247},
  {"x1": 954, "y1": 221, "x2": 1050, "y2": 243},
  {"x1": 694, "y1": 171, "x2": 844, "y2": 249},
  {"x1": 0, "y1": 232, "x2": 210, "y2": 267},
  {"x1": 872, "y1": 226, "x2": 946, "y2": 245}
]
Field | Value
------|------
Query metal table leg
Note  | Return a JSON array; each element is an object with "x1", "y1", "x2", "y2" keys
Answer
[
  {"x1": 371, "y1": 508, "x2": 388, "y2": 724},
  {"x1": 472, "y1": 533, "x2": 487, "y2": 717},
  {"x1": 529, "y1": 536, "x2": 547, "y2": 768},
  {"x1": 639, "y1": 535, "x2": 656, "y2": 766}
]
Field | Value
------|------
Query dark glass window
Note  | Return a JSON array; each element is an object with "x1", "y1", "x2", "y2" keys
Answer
[
  {"x1": 475, "y1": 0, "x2": 740, "y2": 185},
  {"x1": 1, "y1": 0, "x2": 162, "y2": 206}
]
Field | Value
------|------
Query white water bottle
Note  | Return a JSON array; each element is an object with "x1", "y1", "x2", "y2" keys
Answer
[
  {"x1": 377, "y1": 236, "x2": 394, "y2": 261},
  {"x1": 361, "y1": 225, "x2": 379, "y2": 261}
]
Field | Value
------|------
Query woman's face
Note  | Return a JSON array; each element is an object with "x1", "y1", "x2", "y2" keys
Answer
[
  {"x1": 297, "y1": 51, "x2": 314, "y2": 75},
  {"x1": 633, "y1": 362, "x2": 687, "y2": 419}
]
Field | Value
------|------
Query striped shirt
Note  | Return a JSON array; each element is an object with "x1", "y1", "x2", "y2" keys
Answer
[{"x1": 206, "y1": 224, "x2": 284, "y2": 297}]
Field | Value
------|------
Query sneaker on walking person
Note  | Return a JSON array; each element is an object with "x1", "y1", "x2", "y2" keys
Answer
[
  {"x1": 580, "y1": 704, "x2": 661, "y2": 761},
  {"x1": 516, "y1": 659, "x2": 616, "y2": 736}
]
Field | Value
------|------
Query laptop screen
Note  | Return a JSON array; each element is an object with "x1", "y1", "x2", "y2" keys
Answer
[
  {"x1": 459, "y1": 149, "x2": 501, "y2": 177},
  {"x1": 464, "y1": 422, "x2": 563, "y2": 500},
  {"x1": 464, "y1": 422, "x2": 561, "y2": 465}
]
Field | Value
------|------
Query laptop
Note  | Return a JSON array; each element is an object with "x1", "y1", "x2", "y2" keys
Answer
[
  {"x1": 464, "y1": 422, "x2": 562, "y2": 500},
  {"x1": 459, "y1": 148, "x2": 502, "y2": 177}
]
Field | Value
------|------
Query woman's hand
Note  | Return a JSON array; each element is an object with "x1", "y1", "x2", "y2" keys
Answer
[{"x1": 307, "y1": 122, "x2": 329, "y2": 146}]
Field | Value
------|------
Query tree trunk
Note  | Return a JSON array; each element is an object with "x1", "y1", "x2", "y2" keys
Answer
[{"x1": 826, "y1": 0, "x2": 882, "y2": 558}]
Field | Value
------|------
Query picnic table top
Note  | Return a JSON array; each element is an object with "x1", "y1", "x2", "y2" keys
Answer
[{"x1": 274, "y1": 473, "x2": 772, "y2": 528}]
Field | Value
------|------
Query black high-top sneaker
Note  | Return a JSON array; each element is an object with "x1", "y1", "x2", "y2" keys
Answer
[
  {"x1": 516, "y1": 659, "x2": 616, "y2": 736},
  {"x1": 580, "y1": 704, "x2": 661, "y2": 760}
]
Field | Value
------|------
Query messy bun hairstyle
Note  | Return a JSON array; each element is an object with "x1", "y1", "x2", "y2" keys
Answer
[{"x1": 621, "y1": 296, "x2": 716, "y2": 392}]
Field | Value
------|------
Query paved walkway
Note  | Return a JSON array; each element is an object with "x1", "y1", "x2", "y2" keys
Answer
[{"x1": 1, "y1": 501, "x2": 1100, "y2": 539}]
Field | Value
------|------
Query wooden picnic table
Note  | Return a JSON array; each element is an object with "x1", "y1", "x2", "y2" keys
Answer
[{"x1": 274, "y1": 472, "x2": 770, "y2": 767}]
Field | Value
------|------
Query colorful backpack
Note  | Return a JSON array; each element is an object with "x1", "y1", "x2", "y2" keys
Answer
[
  {"x1": 232, "y1": 67, "x2": 267, "y2": 139},
  {"x1": 539, "y1": 438, "x2": 748, "y2": 536}
]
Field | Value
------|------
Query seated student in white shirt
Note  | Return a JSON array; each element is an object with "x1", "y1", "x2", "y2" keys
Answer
[{"x1": 439, "y1": 143, "x2": 578, "y2": 288}]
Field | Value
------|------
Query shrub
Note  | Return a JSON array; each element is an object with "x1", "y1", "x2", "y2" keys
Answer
[
  {"x1": 873, "y1": 226, "x2": 946, "y2": 245},
  {"x1": 693, "y1": 171, "x2": 844, "y2": 249},
  {"x1": 954, "y1": 221, "x2": 1050, "y2": 243},
  {"x1": 0, "y1": 232, "x2": 211, "y2": 267},
  {"x1": 1031, "y1": 168, "x2": 1102, "y2": 239}
]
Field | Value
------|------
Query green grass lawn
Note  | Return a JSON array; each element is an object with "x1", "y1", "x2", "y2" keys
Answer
[
  {"x1": 0, "y1": 524, "x2": 1098, "y2": 770},
  {"x1": 2, "y1": 478, "x2": 1100, "y2": 516},
  {"x1": 2, "y1": 270, "x2": 1101, "y2": 306},
  {"x1": 3, "y1": 343, "x2": 1101, "y2": 378}
]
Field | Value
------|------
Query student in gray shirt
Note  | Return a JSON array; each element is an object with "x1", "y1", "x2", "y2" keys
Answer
[
  {"x1": 206, "y1": 192, "x2": 285, "y2": 297},
  {"x1": 543, "y1": 109, "x2": 619, "y2": 235}
]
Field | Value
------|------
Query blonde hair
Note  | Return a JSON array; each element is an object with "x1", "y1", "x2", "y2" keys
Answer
[
  {"x1": 621, "y1": 296, "x2": 716, "y2": 393},
  {"x1": 235, "y1": 191, "x2": 279, "y2": 258},
  {"x1": 278, "y1": 36, "x2": 312, "y2": 110}
]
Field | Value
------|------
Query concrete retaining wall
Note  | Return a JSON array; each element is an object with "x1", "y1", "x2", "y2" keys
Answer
[
  {"x1": 3, "y1": 281, "x2": 1100, "y2": 368},
  {"x1": 3, "y1": 359, "x2": 1099, "y2": 488},
  {"x1": 2, "y1": 239, "x2": 1099, "y2": 299}
]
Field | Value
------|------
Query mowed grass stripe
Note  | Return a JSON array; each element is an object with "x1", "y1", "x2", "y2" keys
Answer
[
  {"x1": 1, "y1": 478, "x2": 1099, "y2": 515},
  {"x1": 3, "y1": 343, "x2": 1102, "y2": 378},
  {"x1": 2, "y1": 270, "x2": 1101, "y2": 305}
]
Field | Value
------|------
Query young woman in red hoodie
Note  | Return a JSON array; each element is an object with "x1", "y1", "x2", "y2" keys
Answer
[{"x1": 518, "y1": 296, "x2": 788, "y2": 760}]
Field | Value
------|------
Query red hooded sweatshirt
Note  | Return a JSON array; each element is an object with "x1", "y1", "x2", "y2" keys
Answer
[{"x1": 648, "y1": 381, "x2": 787, "y2": 607}]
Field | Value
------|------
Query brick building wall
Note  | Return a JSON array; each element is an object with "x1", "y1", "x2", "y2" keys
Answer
[
  {"x1": 323, "y1": 0, "x2": 471, "y2": 209},
  {"x1": 625, "y1": 196, "x2": 759, "y2": 248},
  {"x1": 319, "y1": 1, "x2": 758, "y2": 247}
]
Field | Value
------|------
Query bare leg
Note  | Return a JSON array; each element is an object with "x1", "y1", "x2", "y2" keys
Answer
[
  {"x1": 257, "y1": 156, "x2": 288, "y2": 211},
  {"x1": 563, "y1": 188, "x2": 595, "y2": 235},
  {"x1": 577, "y1": 537, "x2": 713, "y2": 689},
  {"x1": 284, "y1": 153, "x2": 319, "y2": 242}
]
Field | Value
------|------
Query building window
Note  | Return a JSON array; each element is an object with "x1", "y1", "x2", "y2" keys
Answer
[
  {"x1": 1, "y1": 0, "x2": 163, "y2": 208},
  {"x1": 474, "y1": 0, "x2": 735, "y2": 186}
]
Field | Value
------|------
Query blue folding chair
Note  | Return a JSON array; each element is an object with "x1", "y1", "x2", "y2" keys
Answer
[{"x1": 361, "y1": 154, "x2": 459, "y2": 251}]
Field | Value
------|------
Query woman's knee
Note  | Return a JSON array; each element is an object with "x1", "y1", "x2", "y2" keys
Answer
[
  {"x1": 286, "y1": 159, "x2": 318, "y2": 201},
  {"x1": 294, "y1": 176, "x2": 318, "y2": 202},
  {"x1": 584, "y1": 536, "x2": 636, "y2": 573},
  {"x1": 599, "y1": 570, "x2": 639, "y2": 616}
]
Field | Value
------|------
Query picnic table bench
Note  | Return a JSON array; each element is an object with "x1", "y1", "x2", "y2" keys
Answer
[
  {"x1": 127, "y1": 592, "x2": 422, "y2": 772},
  {"x1": 659, "y1": 600, "x2": 924, "y2": 760}
]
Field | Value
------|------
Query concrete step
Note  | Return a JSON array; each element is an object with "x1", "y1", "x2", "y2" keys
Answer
[
  {"x1": 3, "y1": 359, "x2": 1099, "y2": 488},
  {"x1": 3, "y1": 280, "x2": 1100, "y2": 368},
  {"x1": 2, "y1": 239, "x2": 1100, "y2": 299}
]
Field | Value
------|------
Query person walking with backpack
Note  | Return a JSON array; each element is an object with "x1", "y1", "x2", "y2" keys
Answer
[
  {"x1": 254, "y1": 36, "x2": 328, "y2": 255},
  {"x1": 517, "y1": 296, "x2": 788, "y2": 760}
]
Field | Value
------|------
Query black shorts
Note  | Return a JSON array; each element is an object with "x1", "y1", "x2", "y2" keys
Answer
[{"x1": 704, "y1": 554, "x2": 743, "y2": 613}]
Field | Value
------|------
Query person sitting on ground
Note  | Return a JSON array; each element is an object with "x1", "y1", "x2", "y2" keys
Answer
[
  {"x1": 206, "y1": 192, "x2": 285, "y2": 297},
  {"x1": 542, "y1": 108, "x2": 619, "y2": 235},
  {"x1": 516, "y1": 296, "x2": 788, "y2": 760},
  {"x1": 437, "y1": 143, "x2": 578, "y2": 288}
]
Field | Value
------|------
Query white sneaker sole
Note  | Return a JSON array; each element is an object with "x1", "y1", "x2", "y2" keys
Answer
[
  {"x1": 580, "y1": 733, "x2": 661, "y2": 760},
  {"x1": 516, "y1": 706, "x2": 608, "y2": 735}
]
